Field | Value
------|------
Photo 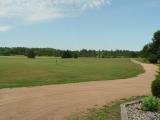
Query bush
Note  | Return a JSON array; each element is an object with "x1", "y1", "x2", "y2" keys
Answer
[
  {"x1": 61, "y1": 50, "x2": 72, "y2": 59},
  {"x1": 26, "y1": 49, "x2": 36, "y2": 58},
  {"x1": 147, "y1": 54, "x2": 158, "y2": 63},
  {"x1": 142, "y1": 96, "x2": 160, "y2": 111},
  {"x1": 152, "y1": 77, "x2": 160, "y2": 97}
]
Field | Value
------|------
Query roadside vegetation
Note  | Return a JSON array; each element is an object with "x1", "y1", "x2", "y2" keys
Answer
[
  {"x1": 141, "y1": 30, "x2": 160, "y2": 63},
  {"x1": 67, "y1": 97, "x2": 142, "y2": 120},
  {"x1": 140, "y1": 30, "x2": 160, "y2": 111},
  {"x1": 68, "y1": 30, "x2": 160, "y2": 120},
  {"x1": 142, "y1": 96, "x2": 160, "y2": 111},
  {"x1": 67, "y1": 69, "x2": 160, "y2": 120},
  {"x1": 134, "y1": 58, "x2": 150, "y2": 63},
  {"x1": 0, "y1": 57, "x2": 144, "y2": 89},
  {"x1": 143, "y1": 72, "x2": 160, "y2": 111},
  {"x1": 129, "y1": 31, "x2": 160, "y2": 118}
]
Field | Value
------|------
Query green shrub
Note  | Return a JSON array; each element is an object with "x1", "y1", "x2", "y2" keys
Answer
[
  {"x1": 152, "y1": 77, "x2": 160, "y2": 97},
  {"x1": 61, "y1": 50, "x2": 73, "y2": 59},
  {"x1": 142, "y1": 96, "x2": 160, "y2": 111},
  {"x1": 26, "y1": 49, "x2": 36, "y2": 59},
  {"x1": 147, "y1": 54, "x2": 158, "y2": 63}
]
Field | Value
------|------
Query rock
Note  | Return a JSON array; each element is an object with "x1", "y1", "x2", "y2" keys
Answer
[{"x1": 126, "y1": 102, "x2": 160, "y2": 120}]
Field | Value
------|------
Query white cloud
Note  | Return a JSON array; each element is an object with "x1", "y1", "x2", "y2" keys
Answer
[
  {"x1": 0, "y1": 0, "x2": 111, "y2": 22},
  {"x1": 0, "y1": 25, "x2": 12, "y2": 32},
  {"x1": 0, "y1": 0, "x2": 111, "y2": 31}
]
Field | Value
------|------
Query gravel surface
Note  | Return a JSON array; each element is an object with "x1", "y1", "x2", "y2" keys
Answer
[{"x1": 126, "y1": 102, "x2": 160, "y2": 120}]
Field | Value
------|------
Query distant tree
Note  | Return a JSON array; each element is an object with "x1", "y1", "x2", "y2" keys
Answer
[
  {"x1": 73, "y1": 52, "x2": 78, "y2": 59},
  {"x1": 153, "y1": 31, "x2": 160, "y2": 47},
  {"x1": 79, "y1": 49, "x2": 88, "y2": 57},
  {"x1": 153, "y1": 31, "x2": 160, "y2": 60},
  {"x1": 61, "y1": 50, "x2": 73, "y2": 58},
  {"x1": 26, "y1": 49, "x2": 36, "y2": 59},
  {"x1": 141, "y1": 30, "x2": 160, "y2": 63},
  {"x1": 1, "y1": 48, "x2": 11, "y2": 56},
  {"x1": 0, "y1": 47, "x2": 139, "y2": 58}
]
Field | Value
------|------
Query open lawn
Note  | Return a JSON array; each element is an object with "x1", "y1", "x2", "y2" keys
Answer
[{"x1": 0, "y1": 56, "x2": 144, "y2": 88}]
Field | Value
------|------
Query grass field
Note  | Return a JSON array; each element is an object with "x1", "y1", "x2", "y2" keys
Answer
[{"x1": 0, "y1": 56, "x2": 144, "y2": 88}]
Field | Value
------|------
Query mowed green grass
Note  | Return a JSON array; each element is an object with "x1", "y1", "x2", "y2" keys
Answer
[{"x1": 0, "y1": 56, "x2": 144, "y2": 88}]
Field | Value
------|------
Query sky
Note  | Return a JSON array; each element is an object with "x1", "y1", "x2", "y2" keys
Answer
[{"x1": 0, "y1": 0, "x2": 160, "y2": 51}]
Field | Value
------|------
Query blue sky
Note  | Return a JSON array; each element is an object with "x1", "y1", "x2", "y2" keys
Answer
[{"x1": 0, "y1": 0, "x2": 160, "y2": 51}]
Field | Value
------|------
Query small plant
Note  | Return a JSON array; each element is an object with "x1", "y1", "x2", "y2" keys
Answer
[
  {"x1": 142, "y1": 96, "x2": 160, "y2": 111},
  {"x1": 152, "y1": 77, "x2": 160, "y2": 97}
]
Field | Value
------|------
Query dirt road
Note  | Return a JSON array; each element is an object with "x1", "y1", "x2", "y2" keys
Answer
[{"x1": 0, "y1": 60, "x2": 158, "y2": 120}]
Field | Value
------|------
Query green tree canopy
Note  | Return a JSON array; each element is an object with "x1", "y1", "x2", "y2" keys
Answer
[
  {"x1": 142, "y1": 30, "x2": 160, "y2": 63},
  {"x1": 26, "y1": 49, "x2": 36, "y2": 59}
]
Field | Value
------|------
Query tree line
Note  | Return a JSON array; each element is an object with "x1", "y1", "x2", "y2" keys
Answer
[
  {"x1": 0, "y1": 47, "x2": 139, "y2": 58},
  {"x1": 141, "y1": 30, "x2": 160, "y2": 63}
]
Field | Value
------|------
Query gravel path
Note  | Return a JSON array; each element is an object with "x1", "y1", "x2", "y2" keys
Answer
[{"x1": 0, "y1": 60, "x2": 158, "y2": 120}]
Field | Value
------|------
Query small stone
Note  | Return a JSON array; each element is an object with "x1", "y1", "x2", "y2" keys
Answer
[{"x1": 126, "y1": 102, "x2": 160, "y2": 120}]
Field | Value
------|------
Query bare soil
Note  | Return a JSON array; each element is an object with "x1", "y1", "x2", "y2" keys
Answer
[{"x1": 0, "y1": 60, "x2": 158, "y2": 120}]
